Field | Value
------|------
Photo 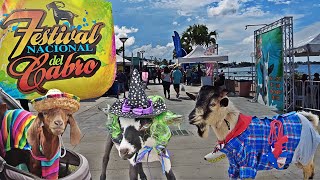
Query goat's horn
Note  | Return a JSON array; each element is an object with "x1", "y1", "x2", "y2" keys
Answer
[{"x1": 53, "y1": 1, "x2": 65, "y2": 7}]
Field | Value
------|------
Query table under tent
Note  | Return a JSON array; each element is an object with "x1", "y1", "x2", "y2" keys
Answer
[{"x1": 177, "y1": 45, "x2": 229, "y2": 86}]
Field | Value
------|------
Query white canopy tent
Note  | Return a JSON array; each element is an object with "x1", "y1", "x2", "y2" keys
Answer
[
  {"x1": 177, "y1": 45, "x2": 228, "y2": 63},
  {"x1": 177, "y1": 45, "x2": 229, "y2": 86},
  {"x1": 292, "y1": 33, "x2": 320, "y2": 79},
  {"x1": 116, "y1": 55, "x2": 131, "y2": 65}
]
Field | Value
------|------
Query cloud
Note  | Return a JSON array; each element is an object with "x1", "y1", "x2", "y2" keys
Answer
[
  {"x1": 207, "y1": 0, "x2": 240, "y2": 16},
  {"x1": 267, "y1": 0, "x2": 291, "y2": 5},
  {"x1": 241, "y1": 35, "x2": 254, "y2": 45},
  {"x1": 114, "y1": 25, "x2": 139, "y2": 49},
  {"x1": 172, "y1": 21, "x2": 180, "y2": 26},
  {"x1": 152, "y1": 0, "x2": 219, "y2": 16},
  {"x1": 131, "y1": 43, "x2": 174, "y2": 60},
  {"x1": 114, "y1": 26, "x2": 138, "y2": 35},
  {"x1": 187, "y1": 17, "x2": 192, "y2": 22},
  {"x1": 240, "y1": 6, "x2": 269, "y2": 17},
  {"x1": 121, "y1": 0, "x2": 145, "y2": 2}
]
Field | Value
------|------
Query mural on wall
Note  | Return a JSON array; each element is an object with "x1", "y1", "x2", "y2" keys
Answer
[
  {"x1": 256, "y1": 27, "x2": 284, "y2": 111},
  {"x1": 0, "y1": 0, "x2": 116, "y2": 100}
]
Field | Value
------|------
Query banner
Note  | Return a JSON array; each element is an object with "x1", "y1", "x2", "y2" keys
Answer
[
  {"x1": 0, "y1": 0, "x2": 116, "y2": 100},
  {"x1": 256, "y1": 27, "x2": 283, "y2": 110},
  {"x1": 172, "y1": 31, "x2": 186, "y2": 58}
]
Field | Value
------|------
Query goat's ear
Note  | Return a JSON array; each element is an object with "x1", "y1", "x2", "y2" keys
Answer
[
  {"x1": 220, "y1": 98, "x2": 229, "y2": 107},
  {"x1": 68, "y1": 114, "x2": 81, "y2": 146},
  {"x1": 186, "y1": 92, "x2": 197, "y2": 101},
  {"x1": 0, "y1": 103, "x2": 7, "y2": 117},
  {"x1": 27, "y1": 114, "x2": 43, "y2": 155}
]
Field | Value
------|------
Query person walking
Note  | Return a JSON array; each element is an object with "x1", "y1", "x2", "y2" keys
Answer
[
  {"x1": 172, "y1": 66, "x2": 183, "y2": 98},
  {"x1": 219, "y1": 70, "x2": 225, "y2": 85},
  {"x1": 157, "y1": 68, "x2": 162, "y2": 84},
  {"x1": 161, "y1": 67, "x2": 171, "y2": 99},
  {"x1": 116, "y1": 69, "x2": 127, "y2": 98},
  {"x1": 142, "y1": 67, "x2": 149, "y2": 89},
  {"x1": 185, "y1": 67, "x2": 192, "y2": 85}
]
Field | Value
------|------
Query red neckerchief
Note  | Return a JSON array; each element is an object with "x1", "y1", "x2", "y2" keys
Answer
[{"x1": 218, "y1": 113, "x2": 252, "y2": 145}]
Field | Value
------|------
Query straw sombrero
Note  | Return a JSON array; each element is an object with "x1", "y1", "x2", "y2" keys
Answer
[
  {"x1": 31, "y1": 89, "x2": 80, "y2": 113},
  {"x1": 109, "y1": 69, "x2": 167, "y2": 118}
]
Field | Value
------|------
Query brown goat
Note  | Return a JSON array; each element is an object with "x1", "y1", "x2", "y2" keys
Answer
[{"x1": 0, "y1": 103, "x2": 81, "y2": 178}]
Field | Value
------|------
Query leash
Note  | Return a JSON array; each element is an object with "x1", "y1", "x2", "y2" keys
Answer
[
  {"x1": 58, "y1": 135, "x2": 66, "y2": 158},
  {"x1": 136, "y1": 146, "x2": 153, "y2": 179},
  {"x1": 30, "y1": 135, "x2": 66, "y2": 160},
  {"x1": 268, "y1": 120, "x2": 288, "y2": 159}
]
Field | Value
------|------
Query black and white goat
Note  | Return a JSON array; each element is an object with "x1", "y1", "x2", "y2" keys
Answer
[{"x1": 100, "y1": 108, "x2": 176, "y2": 180}]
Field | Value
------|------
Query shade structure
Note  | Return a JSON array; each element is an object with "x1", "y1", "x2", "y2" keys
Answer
[
  {"x1": 291, "y1": 33, "x2": 320, "y2": 79},
  {"x1": 177, "y1": 45, "x2": 228, "y2": 63},
  {"x1": 292, "y1": 33, "x2": 320, "y2": 57},
  {"x1": 116, "y1": 55, "x2": 131, "y2": 65}
]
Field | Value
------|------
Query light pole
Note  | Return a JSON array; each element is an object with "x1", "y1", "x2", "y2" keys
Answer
[
  {"x1": 119, "y1": 37, "x2": 128, "y2": 71},
  {"x1": 140, "y1": 50, "x2": 145, "y2": 59}
]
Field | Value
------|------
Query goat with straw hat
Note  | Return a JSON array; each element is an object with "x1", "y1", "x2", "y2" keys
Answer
[{"x1": 31, "y1": 89, "x2": 80, "y2": 113}]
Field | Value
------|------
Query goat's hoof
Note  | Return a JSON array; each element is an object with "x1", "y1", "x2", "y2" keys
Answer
[{"x1": 100, "y1": 174, "x2": 106, "y2": 180}]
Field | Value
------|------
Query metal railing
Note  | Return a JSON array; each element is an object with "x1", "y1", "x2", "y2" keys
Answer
[{"x1": 295, "y1": 80, "x2": 320, "y2": 110}]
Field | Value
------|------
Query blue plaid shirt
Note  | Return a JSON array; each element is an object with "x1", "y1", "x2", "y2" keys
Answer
[{"x1": 220, "y1": 112, "x2": 302, "y2": 179}]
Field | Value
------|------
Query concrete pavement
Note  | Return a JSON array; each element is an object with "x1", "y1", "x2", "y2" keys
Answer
[{"x1": 48, "y1": 84, "x2": 320, "y2": 180}]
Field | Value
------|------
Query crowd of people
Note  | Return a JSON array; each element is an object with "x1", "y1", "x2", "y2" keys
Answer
[
  {"x1": 115, "y1": 65, "x2": 227, "y2": 100},
  {"x1": 299, "y1": 73, "x2": 320, "y2": 82}
]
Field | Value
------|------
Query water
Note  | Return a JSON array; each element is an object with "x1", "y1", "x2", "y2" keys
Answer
[
  {"x1": 295, "y1": 64, "x2": 320, "y2": 75},
  {"x1": 220, "y1": 64, "x2": 320, "y2": 80}
]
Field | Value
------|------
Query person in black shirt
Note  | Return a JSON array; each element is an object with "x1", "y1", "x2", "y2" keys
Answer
[{"x1": 116, "y1": 70, "x2": 127, "y2": 98}]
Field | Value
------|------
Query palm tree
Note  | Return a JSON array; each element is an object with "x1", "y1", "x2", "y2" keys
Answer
[{"x1": 180, "y1": 24, "x2": 217, "y2": 54}]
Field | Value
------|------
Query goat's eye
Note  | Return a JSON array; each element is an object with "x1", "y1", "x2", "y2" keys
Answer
[{"x1": 42, "y1": 112, "x2": 48, "y2": 115}]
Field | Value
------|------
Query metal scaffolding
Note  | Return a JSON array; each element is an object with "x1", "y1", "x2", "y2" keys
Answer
[{"x1": 254, "y1": 17, "x2": 295, "y2": 112}]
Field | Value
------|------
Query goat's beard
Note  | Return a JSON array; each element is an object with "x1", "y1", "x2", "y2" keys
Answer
[
  {"x1": 190, "y1": 118, "x2": 209, "y2": 138},
  {"x1": 195, "y1": 122, "x2": 209, "y2": 138}
]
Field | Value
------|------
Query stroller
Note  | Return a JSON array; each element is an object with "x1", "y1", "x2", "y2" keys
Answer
[{"x1": 0, "y1": 88, "x2": 91, "y2": 180}]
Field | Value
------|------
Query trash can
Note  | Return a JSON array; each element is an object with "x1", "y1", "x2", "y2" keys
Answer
[
  {"x1": 225, "y1": 79, "x2": 235, "y2": 93},
  {"x1": 239, "y1": 80, "x2": 251, "y2": 97}
]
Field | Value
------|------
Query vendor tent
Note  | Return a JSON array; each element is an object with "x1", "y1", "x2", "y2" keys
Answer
[
  {"x1": 177, "y1": 45, "x2": 228, "y2": 86},
  {"x1": 177, "y1": 45, "x2": 228, "y2": 63},
  {"x1": 116, "y1": 55, "x2": 131, "y2": 65},
  {"x1": 291, "y1": 33, "x2": 320, "y2": 79}
]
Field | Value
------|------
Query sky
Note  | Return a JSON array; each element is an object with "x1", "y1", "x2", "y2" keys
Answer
[{"x1": 109, "y1": 0, "x2": 320, "y2": 63}]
